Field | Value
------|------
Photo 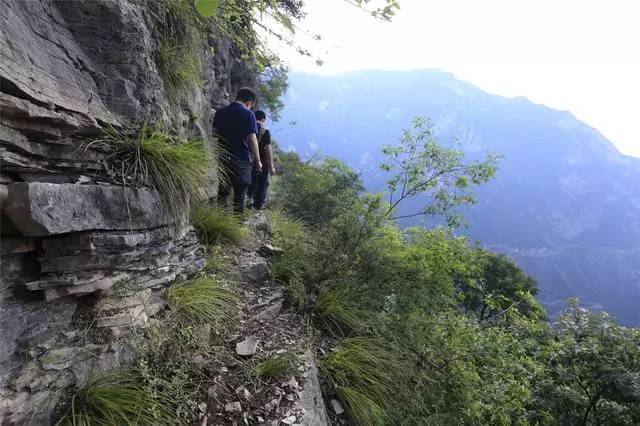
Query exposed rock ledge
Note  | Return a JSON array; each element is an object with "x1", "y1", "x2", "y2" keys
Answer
[
  {"x1": 0, "y1": 0, "x2": 256, "y2": 422},
  {"x1": 5, "y1": 182, "x2": 172, "y2": 236}
]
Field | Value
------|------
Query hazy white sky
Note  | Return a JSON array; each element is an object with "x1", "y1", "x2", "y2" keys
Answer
[{"x1": 272, "y1": 0, "x2": 640, "y2": 157}]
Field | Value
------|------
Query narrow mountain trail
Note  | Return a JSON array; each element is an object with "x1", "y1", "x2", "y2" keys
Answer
[{"x1": 201, "y1": 211, "x2": 329, "y2": 426}]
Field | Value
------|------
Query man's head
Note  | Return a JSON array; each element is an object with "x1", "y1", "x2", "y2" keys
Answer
[
  {"x1": 254, "y1": 110, "x2": 267, "y2": 125},
  {"x1": 236, "y1": 87, "x2": 256, "y2": 108}
]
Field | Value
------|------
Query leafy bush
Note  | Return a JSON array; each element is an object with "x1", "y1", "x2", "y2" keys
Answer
[
  {"x1": 192, "y1": 206, "x2": 248, "y2": 245},
  {"x1": 93, "y1": 126, "x2": 216, "y2": 215},
  {"x1": 57, "y1": 370, "x2": 177, "y2": 426},
  {"x1": 166, "y1": 277, "x2": 236, "y2": 328},
  {"x1": 274, "y1": 153, "x2": 363, "y2": 225},
  {"x1": 320, "y1": 337, "x2": 402, "y2": 425},
  {"x1": 253, "y1": 352, "x2": 297, "y2": 379}
]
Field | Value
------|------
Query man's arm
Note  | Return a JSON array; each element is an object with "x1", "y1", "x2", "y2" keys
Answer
[
  {"x1": 248, "y1": 133, "x2": 262, "y2": 172},
  {"x1": 266, "y1": 144, "x2": 275, "y2": 174},
  {"x1": 262, "y1": 129, "x2": 275, "y2": 174}
]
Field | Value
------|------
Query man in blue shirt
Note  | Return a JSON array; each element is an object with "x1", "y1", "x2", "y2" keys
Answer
[{"x1": 213, "y1": 87, "x2": 262, "y2": 213}]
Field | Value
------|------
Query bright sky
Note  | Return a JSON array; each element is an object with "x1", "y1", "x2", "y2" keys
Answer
[{"x1": 272, "y1": 0, "x2": 640, "y2": 157}]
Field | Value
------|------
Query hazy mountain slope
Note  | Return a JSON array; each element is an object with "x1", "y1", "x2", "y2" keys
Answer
[{"x1": 276, "y1": 70, "x2": 640, "y2": 325}]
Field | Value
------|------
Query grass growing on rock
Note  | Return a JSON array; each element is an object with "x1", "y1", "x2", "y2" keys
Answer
[
  {"x1": 156, "y1": 0, "x2": 204, "y2": 103},
  {"x1": 166, "y1": 276, "x2": 236, "y2": 328},
  {"x1": 94, "y1": 126, "x2": 216, "y2": 215},
  {"x1": 253, "y1": 352, "x2": 297, "y2": 379},
  {"x1": 57, "y1": 370, "x2": 177, "y2": 426},
  {"x1": 192, "y1": 206, "x2": 249, "y2": 245},
  {"x1": 156, "y1": 39, "x2": 203, "y2": 104},
  {"x1": 319, "y1": 337, "x2": 403, "y2": 425}
]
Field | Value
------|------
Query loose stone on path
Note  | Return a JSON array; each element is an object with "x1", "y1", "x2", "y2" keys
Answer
[{"x1": 235, "y1": 335, "x2": 258, "y2": 357}]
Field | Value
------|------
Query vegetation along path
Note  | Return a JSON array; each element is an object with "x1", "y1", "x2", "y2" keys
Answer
[{"x1": 202, "y1": 211, "x2": 329, "y2": 425}]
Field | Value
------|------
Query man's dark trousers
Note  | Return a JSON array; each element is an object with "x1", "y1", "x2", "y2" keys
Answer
[
  {"x1": 218, "y1": 157, "x2": 252, "y2": 213},
  {"x1": 248, "y1": 169, "x2": 269, "y2": 209}
]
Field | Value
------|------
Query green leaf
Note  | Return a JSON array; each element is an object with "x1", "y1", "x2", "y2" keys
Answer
[
  {"x1": 278, "y1": 12, "x2": 295, "y2": 33},
  {"x1": 195, "y1": 0, "x2": 218, "y2": 17}
]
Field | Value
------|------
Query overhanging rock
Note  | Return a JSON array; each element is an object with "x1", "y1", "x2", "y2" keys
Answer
[{"x1": 4, "y1": 182, "x2": 173, "y2": 236}]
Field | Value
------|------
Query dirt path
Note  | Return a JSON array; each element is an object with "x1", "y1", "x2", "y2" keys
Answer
[{"x1": 201, "y1": 212, "x2": 328, "y2": 426}]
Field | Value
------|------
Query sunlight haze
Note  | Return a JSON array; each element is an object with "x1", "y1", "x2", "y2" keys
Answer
[{"x1": 274, "y1": 0, "x2": 640, "y2": 157}]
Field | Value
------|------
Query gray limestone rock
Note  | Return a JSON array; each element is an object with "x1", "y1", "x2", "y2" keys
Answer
[
  {"x1": 257, "y1": 243, "x2": 284, "y2": 258},
  {"x1": 235, "y1": 335, "x2": 259, "y2": 357},
  {"x1": 0, "y1": 0, "x2": 255, "y2": 422},
  {"x1": 224, "y1": 401, "x2": 242, "y2": 413},
  {"x1": 4, "y1": 182, "x2": 171, "y2": 236},
  {"x1": 255, "y1": 300, "x2": 283, "y2": 322},
  {"x1": 294, "y1": 352, "x2": 330, "y2": 426},
  {"x1": 239, "y1": 258, "x2": 270, "y2": 283},
  {"x1": 330, "y1": 399, "x2": 344, "y2": 415}
]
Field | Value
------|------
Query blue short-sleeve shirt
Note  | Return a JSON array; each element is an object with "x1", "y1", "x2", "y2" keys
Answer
[{"x1": 213, "y1": 102, "x2": 259, "y2": 162}]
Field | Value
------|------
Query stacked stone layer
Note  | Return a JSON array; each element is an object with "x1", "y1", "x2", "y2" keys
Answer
[{"x1": 0, "y1": 0, "x2": 254, "y2": 423}]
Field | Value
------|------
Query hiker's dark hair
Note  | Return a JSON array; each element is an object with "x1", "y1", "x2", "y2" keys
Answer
[
  {"x1": 254, "y1": 110, "x2": 267, "y2": 121},
  {"x1": 236, "y1": 87, "x2": 257, "y2": 103}
]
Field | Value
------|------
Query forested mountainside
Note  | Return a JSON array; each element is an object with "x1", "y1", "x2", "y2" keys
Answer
[
  {"x1": 269, "y1": 150, "x2": 640, "y2": 425},
  {"x1": 277, "y1": 70, "x2": 640, "y2": 325}
]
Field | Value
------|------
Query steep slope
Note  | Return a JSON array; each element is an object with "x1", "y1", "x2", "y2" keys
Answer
[{"x1": 276, "y1": 70, "x2": 640, "y2": 325}]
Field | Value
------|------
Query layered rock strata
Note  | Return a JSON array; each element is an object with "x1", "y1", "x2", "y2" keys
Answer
[{"x1": 0, "y1": 0, "x2": 253, "y2": 423}]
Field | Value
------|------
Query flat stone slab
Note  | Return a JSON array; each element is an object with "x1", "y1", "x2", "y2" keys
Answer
[
  {"x1": 4, "y1": 182, "x2": 172, "y2": 236},
  {"x1": 254, "y1": 300, "x2": 283, "y2": 322},
  {"x1": 235, "y1": 335, "x2": 258, "y2": 357},
  {"x1": 239, "y1": 259, "x2": 269, "y2": 283}
]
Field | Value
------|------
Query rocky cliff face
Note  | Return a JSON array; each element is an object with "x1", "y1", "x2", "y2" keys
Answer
[{"x1": 0, "y1": 1, "x2": 254, "y2": 423}]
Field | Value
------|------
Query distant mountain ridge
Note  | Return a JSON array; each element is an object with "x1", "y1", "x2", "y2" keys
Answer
[{"x1": 276, "y1": 69, "x2": 640, "y2": 325}]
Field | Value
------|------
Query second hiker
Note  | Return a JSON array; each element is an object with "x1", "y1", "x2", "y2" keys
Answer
[{"x1": 247, "y1": 110, "x2": 276, "y2": 210}]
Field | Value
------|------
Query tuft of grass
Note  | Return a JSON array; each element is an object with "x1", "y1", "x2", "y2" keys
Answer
[
  {"x1": 314, "y1": 286, "x2": 368, "y2": 335},
  {"x1": 57, "y1": 370, "x2": 177, "y2": 426},
  {"x1": 319, "y1": 337, "x2": 402, "y2": 425},
  {"x1": 267, "y1": 209, "x2": 315, "y2": 285},
  {"x1": 92, "y1": 126, "x2": 217, "y2": 216},
  {"x1": 166, "y1": 277, "x2": 236, "y2": 327},
  {"x1": 253, "y1": 352, "x2": 297, "y2": 379},
  {"x1": 284, "y1": 275, "x2": 308, "y2": 311},
  {"x1": 337, "y1": 386, "x2": 387, "y2": 426},
  {"x1": 156, "y1": 0, "x2": 204, "y2": 103},
  {"x1": 202, "y1": 250, "x2": 229, "y2": 273},
  {"x1": 192, "y1": 206, "x2": 249, "y2": 245},
  {"x1": 156, "y1": 38, "x2": 202, "y2": 104}
]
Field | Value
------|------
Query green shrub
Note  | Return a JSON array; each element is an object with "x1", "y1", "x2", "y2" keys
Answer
[
  {"x1": 192, "y1": 206, "x2": 248, "y2": 245},
  {"x1": 253, "y1": 352, "x2": 297, "y2": 379},
  {"x1": 273, "y1": 154, "x2": 363, "y2": 225},
  {"x1": 94, "y1": 126, "x2": 216, "y2": 215},
  {"x1": 57, "y1": 370, "x2": 176, "y2": 426},
  {"x1": 320, "y1": 337, "x2": 402, "y2": 425},
  {"x1": 166, "y1": 277, "x2": 236, "y2": 327}
]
